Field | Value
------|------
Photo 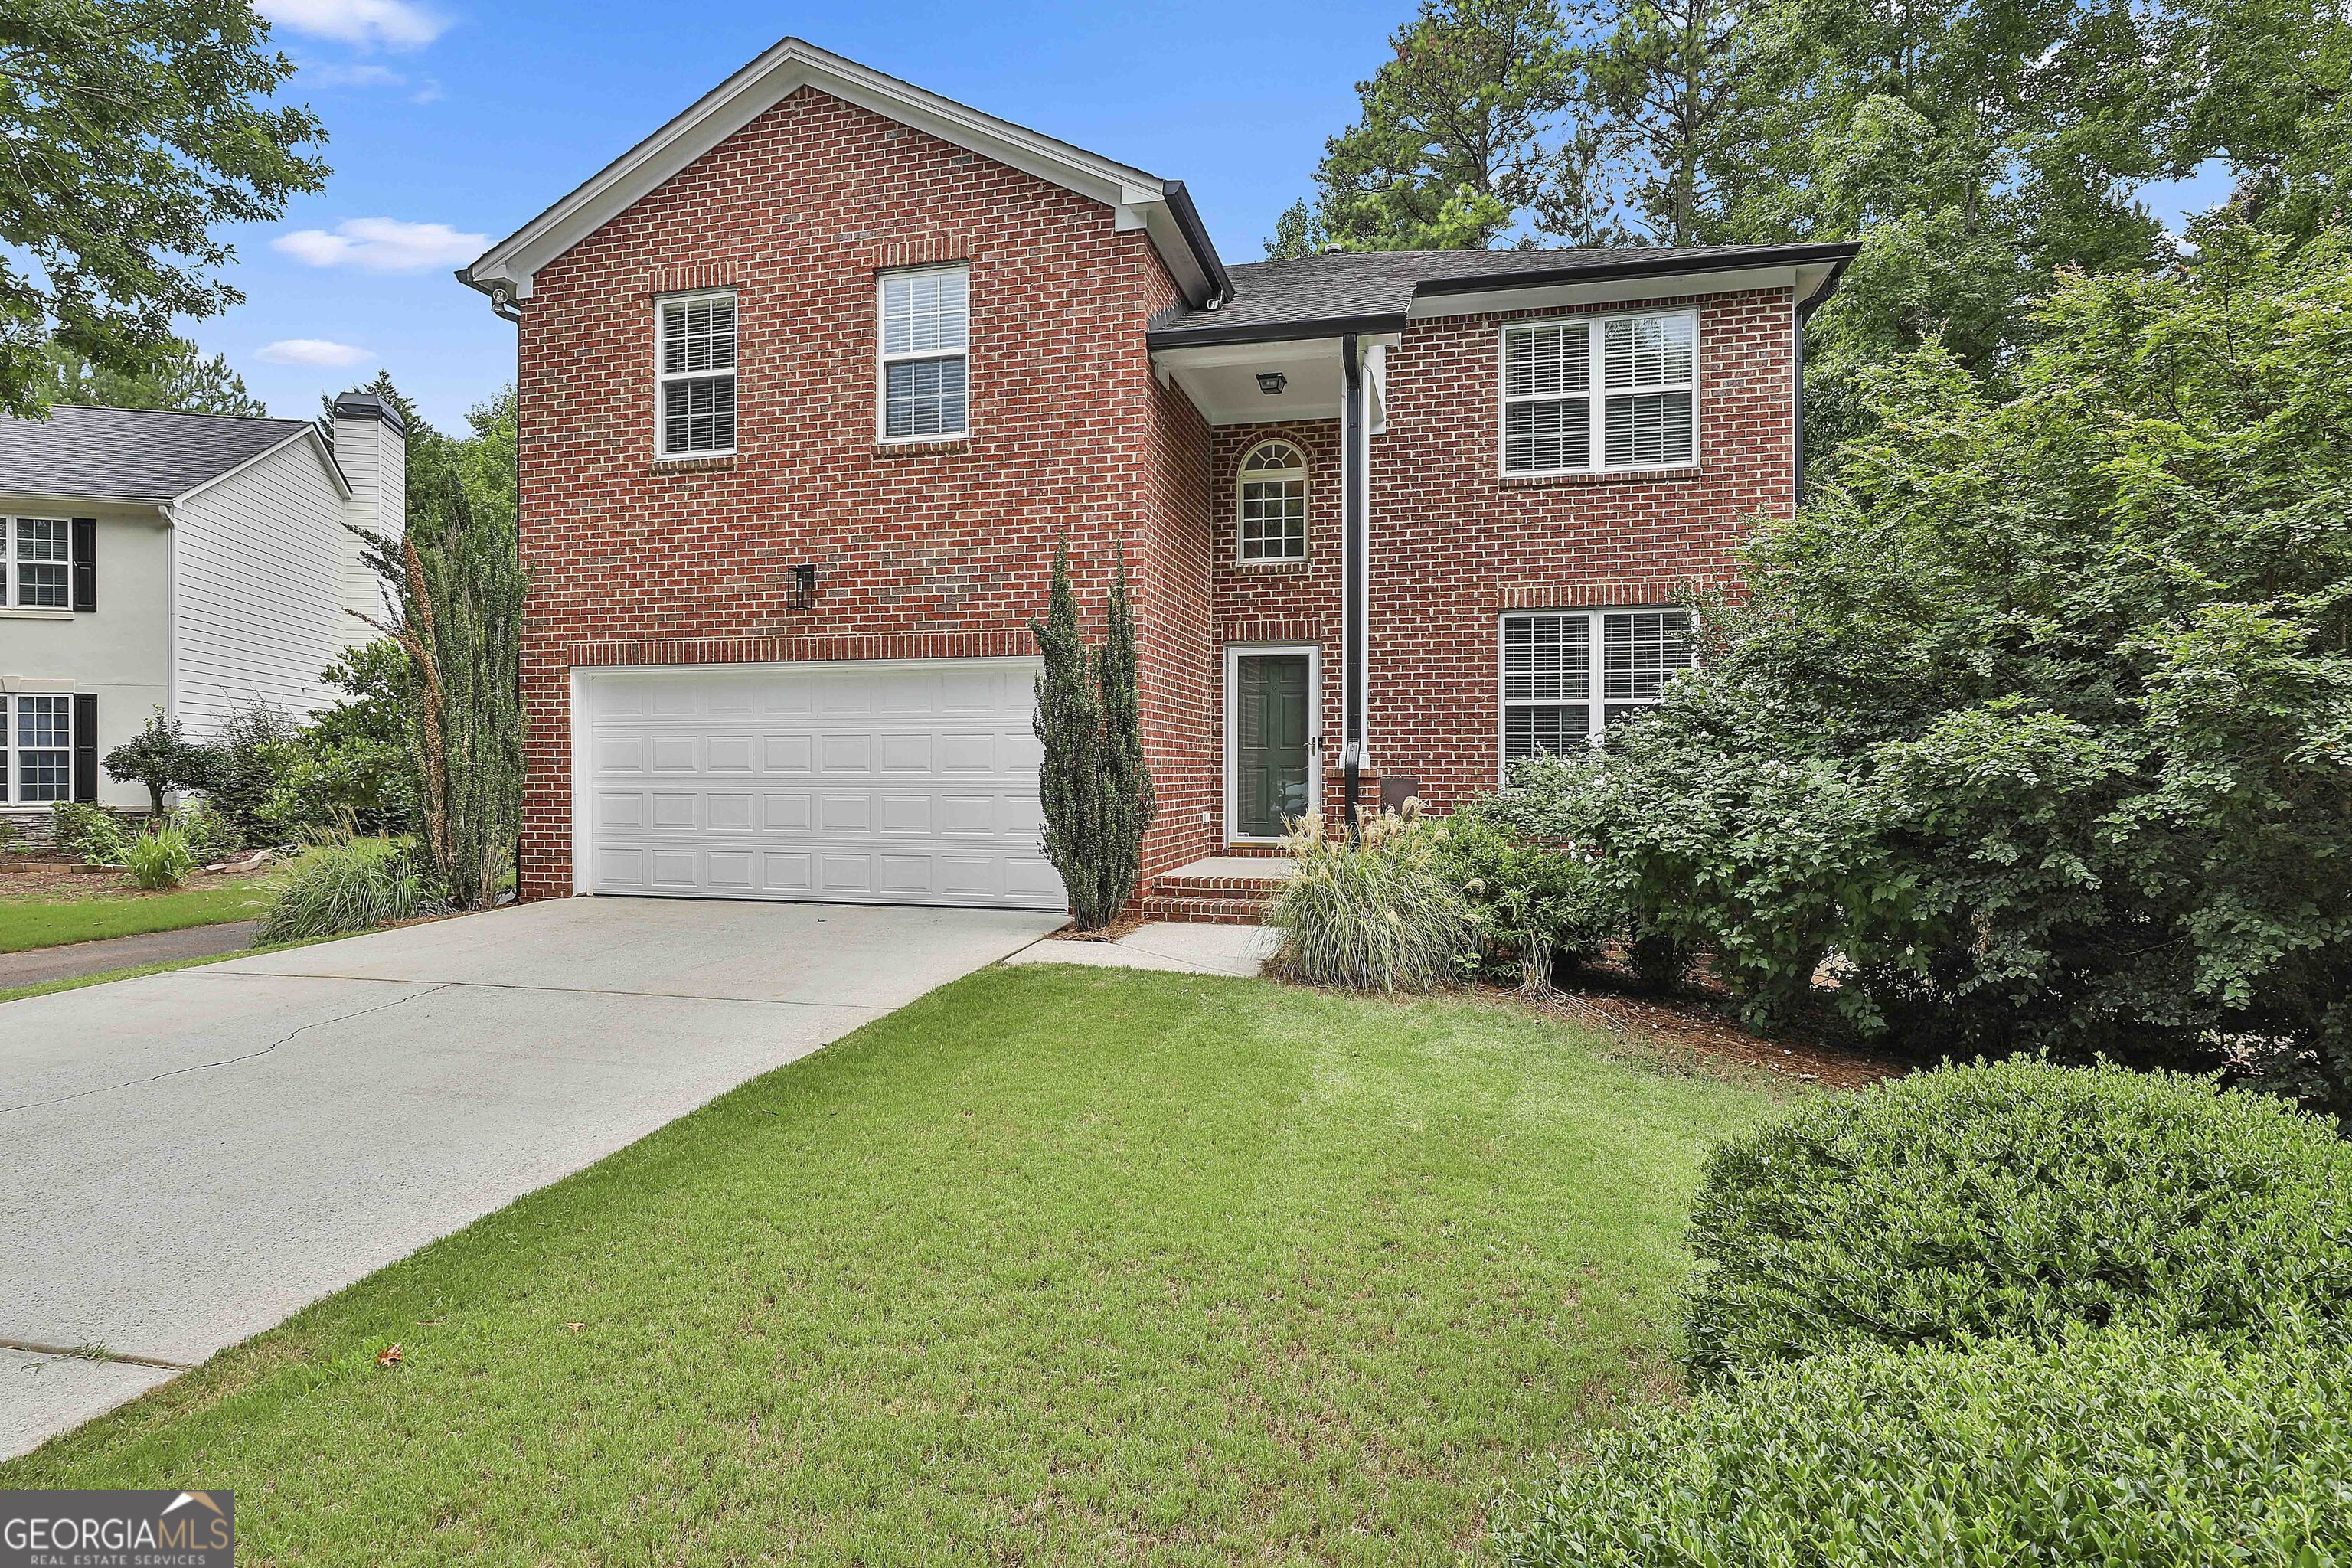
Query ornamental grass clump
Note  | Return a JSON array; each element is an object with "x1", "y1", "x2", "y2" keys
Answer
[
  {"x1": 1494, "y1": 1327, "x2": 2352, "y2": 1568},
  {"x1": 1684, "y1": 1057, "x2": 2352, "y2": 1383},
  {"x1": 1266, "y1": 803, "x2": 1475, "y2": 995},
  {"x1": 257, "y1": 838, "x2": 421, "y2": 944},
  {"x1": 120, "y1": 821, "x2": 195, "y2": 890}
]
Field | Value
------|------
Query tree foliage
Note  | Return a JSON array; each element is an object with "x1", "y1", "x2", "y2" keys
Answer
[
  {"x1": 1504, "y1": 217, "x2": 2352, "y2": 1110},
  {"x1": 101, "y1": 705, "x2": 211, "y2": 814},
  {"x1": 1031, "y1": 536, "x2": 1155, "y2": 929},
  {"x1": 0, "y1": 0, "x2": 328, "y2": 417},
  {"x1": 43, "y1": 337, "x2": 264, "y2": 415}
]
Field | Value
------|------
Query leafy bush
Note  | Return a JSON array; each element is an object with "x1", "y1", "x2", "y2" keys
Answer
[
  {"x1": 1267, "y1": 804, "x2": 1475, "y2": 995},
  {"x1": 1503, "y1": 219, "x2": 2352, "y2": 1109},
  {"x1": 1684, "y1": 1057, "x2": 2352, "y2": 1383},
  {"x1": 201, "y1": 698, "x2": 300, "y2": 849},
  {"x1": 259, "y1": 642, "x2": 417, "y2": 838},
  {"x1": 121, "y1": 822, "x2": 195, "y2": 890},
  {"x1": 256, "y1": 838, "x2": 421, "y2": 944},
  {"x1": 48, "y1": 802, "x2": 128, "y2": 864},
  {"x1": 172, "y1": 801, "x2": 240, "y2": 865},
  {"x1": 1494, "y1": 1328, "x2": 2352, "y2": 1568},
  {"x1": 1433, "y1": 798, "x2": 1621, "y2": 989}
]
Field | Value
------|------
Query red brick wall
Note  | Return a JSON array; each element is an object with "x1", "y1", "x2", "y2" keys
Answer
[
  {"x1": 1197, "y1": 288, "x2": 1795, "y2": 827},
  {"x1": 512, "y1": 85, "x2": 1208, "y2": 899}
]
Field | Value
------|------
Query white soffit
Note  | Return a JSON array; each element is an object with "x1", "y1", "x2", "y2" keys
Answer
[
  {"x1": 465, "y1": 38, "x2": 1208, "y2": 302},
  {"x1": 1151, "y1": 335, "x2": 1400, "y2": 427}
]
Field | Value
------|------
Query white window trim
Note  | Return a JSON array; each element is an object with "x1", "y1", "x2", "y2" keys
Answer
[
  {"x1": 1223, "y1": 642, "x2": 1321, "y2": 845},
  {"x1": 874, "y1": 263, "x2": 972, "y2": 445},
  {"x1": 654, "y1": 289, "x2": 738, "y2": 459},
  {"x1": 1235, "y1": 438, "x2": 1309, "y2": 564},
  {"x1": 1495, "y1": 607, "x2": 1693, "y2": 783},
  {"x1": 2, "y1": 515, "x2": 74, "y2": 612},
  {"x1": 1496, "y1": 308, "x2": 1701, "y2": 479},
  {"x1": 5, "y1": 691, "x2": 74, "y2": 806}
]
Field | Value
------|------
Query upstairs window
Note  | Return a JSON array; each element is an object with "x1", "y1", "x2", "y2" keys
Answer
[
  {"x1": 879, "y1": 266, "x2": 969, "y2": 440},
  {"x1": 1500, "y1": 608, "x2": 1694, "y2": 769},
  {"x1": 5, "y1": 518, "x2": 70, "y2": 608},
  {"x1": 1501, "y1": 310, "x2": 1697, "y2": 476},
  {"x1": 656, "y1": 292, "x2": 737, "y2": 457},
  {"x1": 1237, "y1": 439, "x2": 1308, "y2": 561}
]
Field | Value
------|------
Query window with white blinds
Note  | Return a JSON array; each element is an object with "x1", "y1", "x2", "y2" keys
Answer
[
  {"x1": 1501, "y1": 311, "x2": 1697, "y2": 475},
  {"x1": 656, "y1": 292, "x2": 737, "y2": 456},
  {"x1": 1500, "y1": 608, "x2": 1694, "y2": 771},
  {"x1": 879, "y1": 266, "x2": 969, "y2": 440}
]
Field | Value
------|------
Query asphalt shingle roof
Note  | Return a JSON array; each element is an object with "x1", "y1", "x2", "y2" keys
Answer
[
  {"x1": 0, "y1": 404, "x2": 316, "y2": 502},
  {"x1": 1148, "y1": 243, "x2": 1858, "y2": 346}
]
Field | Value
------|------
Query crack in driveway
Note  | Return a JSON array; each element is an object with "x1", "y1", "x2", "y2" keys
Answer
[{"x1": 0, "y1": 982, "x2": 456, "y2": 1116}]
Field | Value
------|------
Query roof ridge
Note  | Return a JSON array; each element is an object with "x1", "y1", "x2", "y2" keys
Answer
[{"x1": 32, "y1": 402, "x2": 303, "y2": 425}]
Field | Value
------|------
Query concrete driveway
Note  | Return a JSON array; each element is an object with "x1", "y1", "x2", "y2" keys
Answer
[{"x1": 0, "y1": 897, "x2": 1061, "y2": 1459}]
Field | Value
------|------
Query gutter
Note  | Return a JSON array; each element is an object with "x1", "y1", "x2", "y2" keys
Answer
[
  {"x1": 1145, "y1": 311, "x2": 1409, "y2": 353},
  {"x1": 1155, "y1": 180, "x2": 1232, "y2": 308},
  {"x1": 1410, "y1": 240, "x2": 1864, "y2": 299},
  {"x1": 1340, "y1": 333, "x2": 1367, "y2": 825}
]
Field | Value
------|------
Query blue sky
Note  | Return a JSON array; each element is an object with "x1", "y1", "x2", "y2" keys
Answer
[{"x1": 214, "y1": 0, "x2": 2239, "y2": 432}]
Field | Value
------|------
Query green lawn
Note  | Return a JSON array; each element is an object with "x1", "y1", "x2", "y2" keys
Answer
[
  {"x1": 0, "y1": 875, "x2": 274, "y2": 952},
  {"x1": 2, "y1": 965, "x2": 1780, "y2": 1566}
]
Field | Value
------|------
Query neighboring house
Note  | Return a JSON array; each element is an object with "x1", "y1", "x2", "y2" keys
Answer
[
  {"x1": 461, "y1": 38, "x2": 1854, "y2": 914},
  {"x1": 0, "y1": 396, "x2": 404, "y2": 826}
]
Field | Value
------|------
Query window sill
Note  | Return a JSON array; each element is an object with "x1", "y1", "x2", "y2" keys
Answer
[
  {"x1": 1233, "y1": 557, "x2": 1311, "y2": 573},
  {"x1": 874, "y1": 437, "x2": 970, "y2": 457},
  {"x1": 648, "y1": 454, "x2": 736, "y2": 475},
  {"x1": 1498, "y1": 465, "x2": 1703, "y2": 489},
  {"x1": 0, "y1": 608, "x2": 73, "y2": 621}
]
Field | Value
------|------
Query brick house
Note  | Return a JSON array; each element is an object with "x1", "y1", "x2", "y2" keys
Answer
[{"x1": 461, "y1": 38, "x2": 1854, "y2": 915}]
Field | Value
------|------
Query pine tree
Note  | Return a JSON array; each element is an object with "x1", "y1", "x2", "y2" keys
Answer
[{"x1": 1030, "y1": 534, "x2": 1155, "y2": 929}]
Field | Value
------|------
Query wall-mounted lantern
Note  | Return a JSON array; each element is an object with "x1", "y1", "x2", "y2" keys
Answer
[
  {"x1": 1256, "y1": 371, "x2": 1288, "y2": 397},
  {"x1": 787, "y1": 563, "x2": 818, "y2": 612}
]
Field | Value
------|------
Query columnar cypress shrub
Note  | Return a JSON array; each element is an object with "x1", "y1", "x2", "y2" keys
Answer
[
  {"x1": 1031, "y1": 535, "x2": 1155, "y2": 929},
  {"x1": 355, "y1": 471, "x2": 527, "y2": 910}
]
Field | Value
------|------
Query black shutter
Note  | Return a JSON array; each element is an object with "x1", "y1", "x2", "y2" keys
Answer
[
  {"x1": 70, "y1": 517, "x2": 95, "y2": 612},
  {"x1": 73, "y1": 694, "x2": 98, "y2": 802}
]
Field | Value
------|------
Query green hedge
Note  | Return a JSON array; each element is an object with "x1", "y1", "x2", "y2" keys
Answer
[
  {"x1": 1494, "y1": 1328, "x2": 2352, "y2": 1568},
  {"x1": 1684, "y1": 1057, "x2": 2352, "y2": 1381}
]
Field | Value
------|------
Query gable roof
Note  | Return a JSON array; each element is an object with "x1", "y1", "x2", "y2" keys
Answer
[
  {"x1": 1148, "y1": 241, "x2": 1860, "y2": 348},
  {"x1": 460, "y1": 38, "x2": 1230, "y2": 313},
  {"x1": 0, "y1": 404, "x2": 331, "y2": 504}
]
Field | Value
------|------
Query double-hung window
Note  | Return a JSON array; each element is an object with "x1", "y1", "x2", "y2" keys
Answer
[
  {"x1": 1500, "y1": 608, "x2": 1694, "y2": 769},
  {"x1": 3, "y1": 518, "x2": 70, "y2": 608},
  {"x1": 879, "y1": 266, "x2": 969, "y2": 440},
  {"x1": 656, "y1": 292, "x2": 737, "y2": 457},
  {"x1": 8, "y1": 694, "x2": 72, "y2": 803},
  {"x1": 1501, "y1": 310, "x2": 1697, "y2": 476}
]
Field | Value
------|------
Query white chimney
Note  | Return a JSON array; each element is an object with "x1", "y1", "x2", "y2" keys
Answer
[{"x1": 332, "y1": 390, "x2": 407, "y2": 622}]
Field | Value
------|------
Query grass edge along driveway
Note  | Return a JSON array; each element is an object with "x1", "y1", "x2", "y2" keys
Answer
[
  {"x1": 3, "y1": 965, "x2": 1780, "y2": 1566},
  {"x1": 0, "y1": 877, "x2": 273, "y2": 954}
]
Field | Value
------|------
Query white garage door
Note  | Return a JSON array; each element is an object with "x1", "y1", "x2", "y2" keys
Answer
[{"x1": 579, "y1": 659, "x2": 1064, "y2": 910}]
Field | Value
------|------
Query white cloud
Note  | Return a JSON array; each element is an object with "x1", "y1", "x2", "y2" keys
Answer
[
  {"x1": 258, "y1": 0, "x2": 448, "y2": 50},
  {"x1": 257, "y1": 338, "x2": 372, "y2": 368},
  {"x1": 273, "y1": 217, "x2": 486, "y2": 271},
  {"x1": 301, "y1": 61, "x2": 407, "y2": 88}
]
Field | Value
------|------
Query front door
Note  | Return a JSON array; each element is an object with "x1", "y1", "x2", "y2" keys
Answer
[{"x1": 1232, "y1": 650, "x2": 1315, "y2": 840}]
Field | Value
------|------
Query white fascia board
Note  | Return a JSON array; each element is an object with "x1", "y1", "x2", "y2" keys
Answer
[
  {"x1": 466, "y1": 38, "x2": 1175, "y2": 300},
  {"x1": 171, "y1": 425, "x2": 350, "y2": 508},
  {"x1": 1407, "y1": 263, "x2": 1807, "y2": 320}
]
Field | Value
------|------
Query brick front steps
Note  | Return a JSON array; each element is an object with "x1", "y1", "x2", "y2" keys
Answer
[{"x1": 1132, "y1": 856, "x2": 1292, "y2": 925}]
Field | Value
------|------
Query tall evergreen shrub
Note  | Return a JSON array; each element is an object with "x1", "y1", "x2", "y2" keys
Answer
[
  {"x1": 1031, "y1": 535, "x2": 1155, "y2": 928},
  {"x1": 354, "y1": 471, "x2": 527, "y2": 910}
]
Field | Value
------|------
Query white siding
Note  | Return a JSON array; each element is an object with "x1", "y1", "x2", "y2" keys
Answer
[{"x1": 172, "y1": 436, "x2": 366, "y2": 737}]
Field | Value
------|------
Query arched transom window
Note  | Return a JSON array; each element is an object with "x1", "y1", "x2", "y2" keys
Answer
[{"x1": 1237, "y1": 439, "x2": 1308, "y2": 562}]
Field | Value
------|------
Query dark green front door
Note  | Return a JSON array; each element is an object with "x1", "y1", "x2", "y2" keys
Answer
[{"x1": 1235, "y1": 652, "x2": 1313, "y2": 838}]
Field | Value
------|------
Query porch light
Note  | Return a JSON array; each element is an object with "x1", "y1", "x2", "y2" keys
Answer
[
  {"x1": 787, "y1": 563, "x2": 817, "y2": 611},
  {"x1": 1256, "y1": 371, "x2": 1287, "y2": 396}
]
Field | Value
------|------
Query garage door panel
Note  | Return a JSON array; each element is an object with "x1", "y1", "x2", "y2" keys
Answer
[{"x1": 583, "y1": 659, "x2": 1063, "y2": 911}]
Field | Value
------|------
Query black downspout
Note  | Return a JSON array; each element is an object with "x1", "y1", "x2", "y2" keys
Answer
[{"x1": 1341, "y1": 334, "x2": 1364, "y2": 828}]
